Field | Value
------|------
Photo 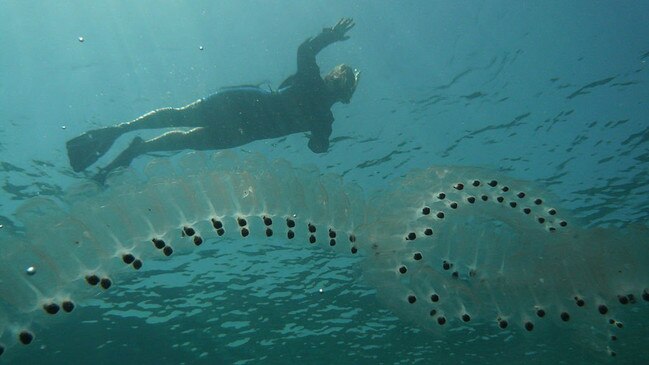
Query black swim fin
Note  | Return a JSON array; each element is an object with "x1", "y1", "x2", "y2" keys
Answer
[{"x1": 66, "y1": 127, "x2": 121, "y2": 172}]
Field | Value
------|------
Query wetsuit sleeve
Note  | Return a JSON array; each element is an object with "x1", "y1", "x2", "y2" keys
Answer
[
  {"x1": 307, "y1": 112, "x2": 334, "y2": 153},
  {"x1": 297, "y1": 29, "x2": 339, "y2": 78}
]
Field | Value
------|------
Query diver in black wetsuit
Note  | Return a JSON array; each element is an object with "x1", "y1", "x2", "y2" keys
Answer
[{"x1": 66, "y1": 18, "x2": 359, "y2": 182}]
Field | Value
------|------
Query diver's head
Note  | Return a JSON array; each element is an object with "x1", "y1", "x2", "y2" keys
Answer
[{"x1": 324, "y1": 64, "x2": 360, "y2": 104}]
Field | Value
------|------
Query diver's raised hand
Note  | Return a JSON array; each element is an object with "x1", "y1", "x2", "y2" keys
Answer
[{"x1": 326, "y1": 18, "x2": 355, "y2": 42}]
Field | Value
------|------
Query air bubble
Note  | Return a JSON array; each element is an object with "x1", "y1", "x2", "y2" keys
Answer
[{"x1": 26, "y1": 266, "x2": 36, "y2": 276}]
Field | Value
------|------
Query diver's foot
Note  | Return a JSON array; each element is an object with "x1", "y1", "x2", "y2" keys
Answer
[
  {"x1": 92, "y1": 137, "x2": 145, "y2": 185},
  {"x1": 67, "y1": 126, "x2": 122, "y2": 172}
]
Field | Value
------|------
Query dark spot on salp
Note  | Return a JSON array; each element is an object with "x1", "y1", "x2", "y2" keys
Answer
[
  {"x1": 430, "y1": 294, "x2": 439, "y2": 302},
  {"x1": 574, "y1": 297, "x2": 585, "y2": 307},
  {"x1": 349, "y1": 234, "x2": 356, "y2": 243},
  {"x1": 509, "y1": 201, "x2": 517, "y2": 208},
  {"x1": 0, "y1": 344, "x2": 4, "y2": 356},
  {"x1": 328, "y1": 229, "x2": 336, "y2": 238},
  {"x1": 523, "y1": 208, "x2": 531, "y2": 214},
  {"x1": 265, "y1": 228, "x2": 273, "y2": 237},
  {"x1": 286, "y1": 218, "x2": 296, "y2": 228},
  {"x1": 560, "y1": 312, "x2": 570, "y2": 321},
  {"x1": 442, "y1": 261, "x2": 452, "y2": 270},
  {"x1": 618, "y1": 295, "x2": 629, "y2": 305},
  {"x1": 122, "y1": 254, "x2": 135, "y2": 264},
  {"x1": 407, "y1": 295, "x2": 417, "y2": 304},
  {"x1": 488, "y1": 180, "x2": 498, "y2": 187},
  {"x1": 263, "y1": 216, "x2": 272, "y2": 226},
  {"x1": 351, "y1": 246, "x2": 358, "y2": 254},
  {"x1": 163, "y1": 246, "x2": 173, "y2": 256},
  {"x1": 611, "y1": 335, "x2": 617, "y2": 341},
  {"x1": 496, "y1": 197, "x2": 504, "y2": 203},
  {"x1": 43, "y1": 303, "x2": 60, "y2": 315},
  {"x1": 287, "y1": 230, "x2": 295, "y2": 239},
  {"x1": 472, "y1": 180, "x2": 481, "y2": 187},
  {"x1": 437, "y1": 316, "x2": 446, "y2": 325},
  {"x1": 548, "y1": 209, "x2": 557, "y2": 216},
  {"x1": 309, "y1": 235, "x2": 316, "y2": 244},
  {"x1": 422, "y1": 207, "x2": 431, "y2": 215},
  {"x1": 643, "y1": 289, "x2": 649, "y2": 302},
  {"x1": 436, "y1": 212, "x2": 445, "y2": 219},
  {"x1": 399, "y1": 266, "x2": 407, "y2": 274},
  {"x1": 193, "y1": 236, "x2": 203, "y2": 246},
  {"x1": 407, "y1": 232, "x2": 416, "y2": 240},
  {"x1": 451, "y1": 271, "x2": 459, "y2": 279},
  {"x1": 517, "y1": 192, "x2": 526, "y2": 198},
  {"x1": 467, "y1": 196, "x2": 476, "y2": 204},
  {"x1": 450, "y1": 202, "x2": 458, "y2": 209},
  {"x1": 216, "y1": 228, "x2": 225, "y2": 236},
  {"x1": 100, "y1": 278, "x2": 112, "y2": 289},
  {"x1": 454, "y1": 183, "x2": 464, "y2": 191},
  {"x1": 182, "y1": 226, "x2": 195, "y2": 236},
  {"x1": 559, "y1": 221, "x2": 567, "y2": 227},
  {"x1": 133, "y1": 259, "x2": 143, "y2": 270},
  {"x1": 152, "y1": 238, "x2": 166, "y2": 249},
  {"x1": 525, "y1": 321, "x2": 534, "y2": 331},
  {"x1": 501, "y1": 186, "x2": 510, "y2": 192},
  {"x1": 329, "y1": 239, "x2": 336, "y2": 246},
  {"x1": 469, "y1": 269, "x2": 477, "y2": 278},
  {"x1": 536, "y1": 309, "x2": 546, "y2": 318},
  {"x1": 598, "y1": 304, "x2": 608, "y2": 315},
  {"x1": 424, "y1": 228, "x2": 433, "y2": 236},
  {"x1": 429, "y1": 309, "x2": 437, "y2": 316},
  {"x1": 610, "y1": 351, "x2": 617, "y2": 357},
  {"x1": 534, "y1": 198, "x2": 543, "y2": 205},
  {"x1": 85, "y1": 275, "x2": 100, "y2": 286},
  {"x1": 609, "y1": 319, "x2": 615, "y2": 325},
  {"x1": 19, "y1": 331, "x2": 33, "y2": 345},
  {"x1": 481, "y1": 195, "x2": 488, "y2": 201},
  {"x1": 237, "y1": 217, "x2": 247, "y2": 227},
  {"x1": 616, "y1": 322, "x2": 623, "y2": 328},
  {"x1": 413, "y1": 252, "x2": 422, "y2": 260},
  {"x1": 62, "y1": 301, "x2": 75, "y2": 313},
  {"x1": 549, "y1": 227, "x2": 557, "y2": 232},
  {"x1": 211, "y1": 219, "x2": 223, "y2": 229},
  {"x1": 537, "y1": 217, "x2": 546, "y2": 224},
  {"x1": 462, "y1": 314, "x2": 471, "y2": 322},
  {"x1": 437, "y1": 192, "x2": 446, "y2": 199},
  {"x1": 241, "y1": 228, "x2": 250, "y2": 237},
  {"x1": 498, "y1": 319, "x2": 508, "y2": 329},
  {"x1": 308, "y1": 223, "x2": 316, "y2": 233}
]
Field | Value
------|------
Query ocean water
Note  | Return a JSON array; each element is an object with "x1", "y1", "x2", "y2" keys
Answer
[{"x1": 0, "y1": 1, "x2": 648, "y2": 364}]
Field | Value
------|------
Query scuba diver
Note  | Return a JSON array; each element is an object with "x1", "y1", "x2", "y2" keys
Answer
[{"x1": 66, "y1": 18, "x2": 359, "y2": 182}]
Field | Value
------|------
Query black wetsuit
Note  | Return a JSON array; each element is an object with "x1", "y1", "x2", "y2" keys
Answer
[
  {"x1": 66, "y1": 30, "x2": 344, "y2": 177},
  {"x1": 195, "y1": 35, "x2": 336, "y2": 153}
]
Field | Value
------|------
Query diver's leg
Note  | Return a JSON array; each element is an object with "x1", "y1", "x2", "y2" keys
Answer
[
  {"x1": 117, "y1": 98, "x2": 212, "y2": 132},
  {"x1": 94, "y1": 128, "x2": 215, "y2": 183},
  {"x1": 68, "y1": 98, "x2": 213, "y2": 172}
]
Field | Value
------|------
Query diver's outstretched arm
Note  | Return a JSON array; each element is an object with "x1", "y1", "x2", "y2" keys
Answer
[{"x1": 297, "y1": 18, "x2": 355, "y2": 75}]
